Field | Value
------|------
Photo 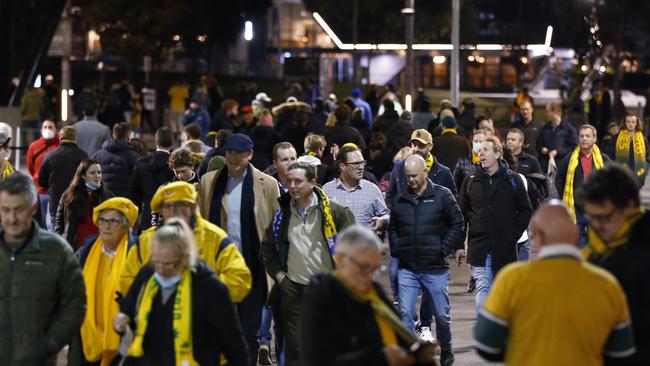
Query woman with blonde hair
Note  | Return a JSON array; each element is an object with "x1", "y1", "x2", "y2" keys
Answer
[{"x1": 114, "y1": 218, "x2": 249, "y2": 365}]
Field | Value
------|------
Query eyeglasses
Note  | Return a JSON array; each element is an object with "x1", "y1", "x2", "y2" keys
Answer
[
  {"x1": 584, "y1": 207, "x2": 620, "y2": 224},
  {"x1": 97, "y1": 218, "x2": 122, "y2": 227},
  {"x1": 345, "y1": 160, "x2": 367, "y2": 168},
  {"x1": 151, "y1": 258, "x2": 181, "y2": 270},
  {"x1": 345, "y1": 255, "x2": 380, "y2": 276},
  {"x1": 160, "y1": 201, "x2": 193, "y2": 210}
]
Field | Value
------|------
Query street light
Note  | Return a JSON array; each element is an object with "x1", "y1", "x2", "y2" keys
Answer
[
  {"x1": 244, "y1": 21, "x2": 254, "y2": 41},
  {"x1": 402, "y1": 0, "x2": 415, "y2": 98}
]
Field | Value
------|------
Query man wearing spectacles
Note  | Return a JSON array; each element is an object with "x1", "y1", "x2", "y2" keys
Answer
[
  {"x1": 261, "y1": 162, "x2": 355, "y2": 366},
  {"x1": 577, "y1": 163, "x2": 650, "y2": 364},
  {"x1": 121, "y1": 181, "x2": 252, "y2": 305},
  {"x1": 323, "y1": 144, "x2": 389, "y2": 232},
  {"x1": 388, "y1": 154, "x2": 465, "y2": 366}
]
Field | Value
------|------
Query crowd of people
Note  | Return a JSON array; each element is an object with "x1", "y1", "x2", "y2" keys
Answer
[{"x1": 2, "y1": 77, "x2": 650, "y2": 366}]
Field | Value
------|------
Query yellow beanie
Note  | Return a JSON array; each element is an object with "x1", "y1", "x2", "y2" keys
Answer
[
  {"x1": 93, "y1": 197, "x2": 139, "y2": 228},
  {"x1": 150, "y1": 181, "x2": 197, "y2": 212}
]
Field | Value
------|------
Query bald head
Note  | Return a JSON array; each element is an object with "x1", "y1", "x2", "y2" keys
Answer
[
  {"x1": 529, "y1": 202, "x2": 579, "y2": 251},
  {"x1": 404, "y1": 155, "x2": 428, "y2": 194}
]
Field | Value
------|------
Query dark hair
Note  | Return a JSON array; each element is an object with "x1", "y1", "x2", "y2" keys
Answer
[
  {"x1": 155, "y1": 127, "x2": 174, "y2": 148},
  {"x1": 334, "y1": 104, "x2": 351, "y2": 123},
  {"x1": 294, "y1": 107, "x2": 310, "y2": 128},
  {"x1": 382, "y1": 99, "x2": 395, "y2": 111},
  {"x1": 288, "y1": 161, "x2": 317, "y2": 182},
  {"x1": 215, "y1": 129, "x2": 233, "y2": 148},
  {"x1": 336, "y1": 144, "x2": 361, "y2": 166},
  {"x1": 184, "y1": 123, "x2": 202, "y2": 140},
  {"x1": 63, "y1": 159, "x2": 110, "y2": 223},
  {"x1": 0, "y1": 172, "x2": 38, "y2": 205},
  {"x1": 113, "y1": 122, "x2": 131, "y2": 140},
  {"x1": 272, "y1": 142, "x2": 295, "y2": 161},
  {"x1": 129, "y1": 138, "x2": 149, "y2": 156},
  {"x1": 576, "y1": 163, "x2": 640, "y2": 208},
  {"x1": 84, "y1": 105, "x2": 97, "y2": 117}
]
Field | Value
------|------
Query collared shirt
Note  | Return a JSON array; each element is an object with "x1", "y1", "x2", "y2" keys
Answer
[
  {"x1": 225, "y1": 171, "x2": 246, "y2": 252},
  {"x1": 286, "y1": 192, "x2": 333, "y2": 285},
  {"x1": 323, "y1": 178, "x2": 389, "y2": 228}
]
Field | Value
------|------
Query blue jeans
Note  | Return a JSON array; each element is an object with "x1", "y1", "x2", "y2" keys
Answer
[
  {"x1": 39, "y1": 194, "x2": 49, "y2": 228},
  {"x1": 260, "y1": 305, "x2": 273, "y2": 346},
  {"x1": 576, "y1": 211, "x2": 588, "y2": 247},
  {"x1": 470, "y1": 253, "x2": 493, "y2": 313},
  {"x1": 388, "y1": 256, "x2": 399, "y2": 300},
  {"x1": 397, "y1": 268, "x2": 452, "y2": 350},
  {"x1": 517, "y1": 240, "x2": 529, "y2": 261}
]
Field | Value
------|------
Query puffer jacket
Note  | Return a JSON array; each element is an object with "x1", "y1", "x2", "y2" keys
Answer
[
  {"x1": 0, "y1": 221, "x2": 86, "y2": 365},
  {"x1": 91, "y1": 139, "x2": 140, "y2": 197},
  {"x1": 129, "y1": 151, "x2": 174, "y2": 233},
  {"x1": 388, "y1": 180, "x2": 465, "y2": 271}
]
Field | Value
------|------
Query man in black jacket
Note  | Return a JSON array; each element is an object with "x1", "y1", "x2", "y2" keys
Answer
[
  {"x1": 302, "y1": 225, "x2": 437, "y2": 366},
  {"x1": 578, "y1": 164, "x2": 650, "y2": 366},
  {"x1": 91, "y1": 122, "x2": 140, "y2": 197},
  {"x1": 129, "y1": 127, "x2": 175, "y2": 233},
  {"x1": 388, "y1": 154, "x2": 465, "y2": 366},
  {"x1": 38, "y1": 126, "x2": 88, "y2": 230},
  {"x1": 459, "y1": 136, "x2": 532, "y2": 313}
]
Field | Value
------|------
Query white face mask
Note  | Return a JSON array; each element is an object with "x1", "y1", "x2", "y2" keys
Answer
[
  {"x1": 42, "y1": 129, "x2": 55, "y2": 140},
  {"x1": 472, "y1": 142, "x2": 481, "y2": 154}
]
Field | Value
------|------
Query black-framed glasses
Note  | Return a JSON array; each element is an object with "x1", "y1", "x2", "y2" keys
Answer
[
  {"x1": 345, "y1": 255, "x2": 380, "y2": 275},
  {"x1": 345, "y1": 160, "x2": 367, "y2": 168},
  {"x1": 97, "y1": 218, "x2": 122, "y2": 228},
  {"x1": 584, "y1": 207, "x2": 619, "y2": 224}
]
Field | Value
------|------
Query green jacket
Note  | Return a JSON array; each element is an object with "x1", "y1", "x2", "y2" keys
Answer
[
  {"x1": 0, "y1": 221, "x2": 86, "y2": 366},
  {"x1": 261, "y1": 190, "x2": 356, "y2": 280},
  {"x1": 20, "y1": 89, "x2": 44, "y2": 122}
]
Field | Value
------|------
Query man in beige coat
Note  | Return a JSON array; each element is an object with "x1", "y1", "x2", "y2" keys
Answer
[{"x1": 198, "y1": 133, "x2": 280, "y2": 366}]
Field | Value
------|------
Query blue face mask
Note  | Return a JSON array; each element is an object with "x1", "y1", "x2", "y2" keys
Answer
[
  {"x1": 84, "y1": 179, "x2": 100, "y2": 191},
  {"x1": 154, "y1": 272, "x2": 181, "y2": 288}
]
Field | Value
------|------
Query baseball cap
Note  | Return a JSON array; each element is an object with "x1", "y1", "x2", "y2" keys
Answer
[
  {"x1": 255, "y1": 92, "x2": 271, "y2": 103},
  {"x1": 409, "y1": 129, "x2": 433, "y2": 145}
]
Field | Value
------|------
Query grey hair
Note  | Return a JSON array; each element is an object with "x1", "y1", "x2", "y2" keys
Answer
[
  {"x1": 152, "y1": 217, "x2": 198, "y2": 268},
  {"x1": 335, "y1": 225, "x2": 382, "y2": 255},
  {"x1": 0, "y1": 172, "x2": 38, "y2": 205}
]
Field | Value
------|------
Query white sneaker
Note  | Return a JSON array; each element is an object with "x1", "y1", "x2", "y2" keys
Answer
[{"x1": 418, "y1": 326, "x2": 435, "y2": 343}]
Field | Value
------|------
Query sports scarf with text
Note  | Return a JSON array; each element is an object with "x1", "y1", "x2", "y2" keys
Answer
[
  {"x1": 562, "y1": 145, "x2": 604, "y2": 222},
  {"x1": 128, "y1": 269, "x2": 197, "y2": 365},
  {"x1": 615, "y1": 130, "x2": 646, "y2": 179}
]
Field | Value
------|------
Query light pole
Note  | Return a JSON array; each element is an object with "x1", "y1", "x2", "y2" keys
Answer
[
  {"x1": 450, "y1": 0, "x2": 460, "y2": 107},
  {"x1": 402, "y1": 0, "x2": 415, "y2": 99}
]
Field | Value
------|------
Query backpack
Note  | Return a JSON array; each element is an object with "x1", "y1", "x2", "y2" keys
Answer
[
  {"x1": 465, "y1": 169, "x2": 519, "y2": 196},
  {"x1": 525, "y1": 172, "x2": 558, "y2": 202}
]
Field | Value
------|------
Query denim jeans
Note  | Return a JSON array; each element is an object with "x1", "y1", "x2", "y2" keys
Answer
[
  {"x1": 470, "y1": 253, "x2": 493, "y2": 313},
  {"x1": 39, "y1": 194, "x2": 49, "y2": 228},
  {"x1": 576, "y1": 211, "x2": 588, "y2": 247},
  {"x1": 260, "y1": 305, "x2": 273, "y2": 346},
  {"x1": 517, "y1": 240, "x2": 529, "y2": 261},
  {"x1": 388, "y1": 256, "x2": 399, "y2": 300},
  {"x1": 397, "y1": 268, "x2": 452, "y2": 350}
]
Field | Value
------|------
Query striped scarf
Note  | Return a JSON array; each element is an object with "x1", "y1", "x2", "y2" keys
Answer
[
  {"x1": 562, "y1": 145, "x2": 604, "y2": 222},
  {"x1": 315, "y1": 186, "x2": 339, "y2": 255},
  {"x1": 425, "y1": 153, "x2": 434, "y2": 172},
  {"x1": 615, "y1": 130, "x2": 646, "y2": 179},
  {"x1": 583, "y1": 208, "x2": 643, "y2": 263},
  {"x1": 128, "y1": 269, "x2": 197, "y2": 366}
]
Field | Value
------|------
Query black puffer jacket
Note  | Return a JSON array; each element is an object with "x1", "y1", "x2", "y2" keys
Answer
[
  {"x1": 91, "y1": 139, "x2": 140, "y2": 197},
  {"x1": 459, "y1": 165, "x2": 532, "y2": 275},
  {"x1": 38, "y1": 142, "x2": 89, "y2": 219},
  {"x1": 388, "y1": 180, "x2": 465, "y2": 271},
  {"x1": 129, "y1": 151, "x2": 174, "y2": 233},
  {"x1": 120, "y1": 261, "x2": 249, "y2": 366}
]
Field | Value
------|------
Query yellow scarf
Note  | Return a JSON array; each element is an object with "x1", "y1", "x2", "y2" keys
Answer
[
  {"x1": 425, "y1": 153, "x2": 434, "y2": 172},
  {"x1": 335, "y1": 273, "x2": 415, "y2": 345},
  {"x1": 615, "y1": 130, "x2": 646, "y2": 178},
  {"x1": 471, "y1": 150, "x2": 480, "y2": 164},
  {"x1": 1, "y1": 160, "x2": 14, "y2": 179},
  {"x1": 562, "y1": 145, "x2": 604, "y2": 222},
  {"x1": 315, "y1": 186, "x2": 339, "y2": 255},
  {"x1": 80, "y1": 236, "x2": 129, "y2": 365},
  {"x1": 128, "y1": 269, "x2": 197, "y2": 366},
  {"x1": 441, "y1": 128, "x2": 457, "y2": 135},
  {"x1": 583, "y1": 208, "x2": 644, "y2": 263}
]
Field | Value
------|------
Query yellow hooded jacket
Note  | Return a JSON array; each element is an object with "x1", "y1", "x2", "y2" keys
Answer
[{"x1": 120, "y1": 213, "x2": 252, "y2": 302}]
